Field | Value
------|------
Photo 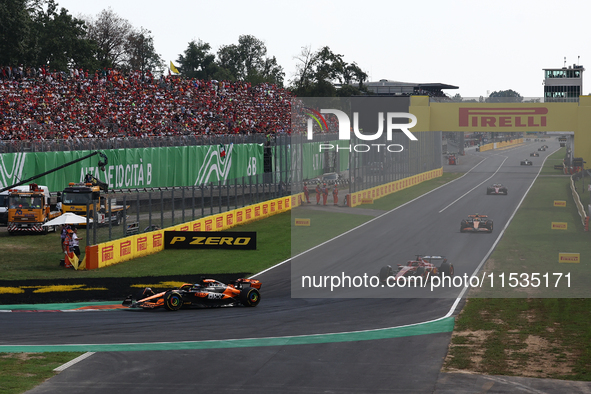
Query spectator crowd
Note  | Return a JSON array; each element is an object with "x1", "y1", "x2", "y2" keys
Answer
[{"x1": 0, "y1": 66, "x2": 293, "y2": 141}]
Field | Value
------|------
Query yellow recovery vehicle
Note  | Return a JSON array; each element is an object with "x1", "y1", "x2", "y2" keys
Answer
[
  {"x1": 7, "y1": 183, "x2": 62, "y2": 234},
  {"x1": 61, "y1": 174, "x2": 127, "y2": 225}
]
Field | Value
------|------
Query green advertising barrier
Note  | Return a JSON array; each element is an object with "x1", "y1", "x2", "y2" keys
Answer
[
  {"x1": 0, "y1": 144, "x2": 263, "y2": 192},
  {"x1": 273, "y1": 140, "x2": 350, "y2": 183},
  {"x1": 301, "y1": 140, "x2": 350, "y2": 179}
]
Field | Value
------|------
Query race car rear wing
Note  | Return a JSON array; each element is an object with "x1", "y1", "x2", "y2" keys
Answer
[{"x1": 231, "y1": 278, "x2": 262, "y2": 289}]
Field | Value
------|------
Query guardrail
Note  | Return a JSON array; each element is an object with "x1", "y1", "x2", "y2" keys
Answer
[{"x1": 570, "y1": 171, "x2": 589, "y2": 230}]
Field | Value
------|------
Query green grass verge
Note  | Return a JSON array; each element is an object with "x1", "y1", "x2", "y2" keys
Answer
[
  {"x1": 363, "y1": 172, "x2": 462, "y2": 211},
  {"x1": 445, "y1": 298, "x2": 591, "y2": 380},
  {"x1": 0, "y1": 352, "x2": 84, "y2": 394},
  {"x1": 471, "y1": 149, "x2": 590, "y2": 298},
  {"x1": 444, "y1": 148, "x2": 591, "y2": 380}
]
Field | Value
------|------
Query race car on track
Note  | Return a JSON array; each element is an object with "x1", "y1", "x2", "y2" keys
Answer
[
  {"x1": 379, "y1": 255, "x2": 454, "y2": 283},
  {"x1": 530, "y1": 152, "x2": 539, "y2": 157},
  {"x1": 521, "y1": 159, "x2": 533, "y2": 165},
  {"x1": 122, "y1": 278, "x2": 262, "y2": 311},
  {"x1": 460, "y1": 214, "x2": 493, "y2": 233},
  {"x1": 538, "y1": 147, "x2": 546, "y2": 151},
  {"x1": 486, "y1": 183, "x2": 508, "y2": 195}
]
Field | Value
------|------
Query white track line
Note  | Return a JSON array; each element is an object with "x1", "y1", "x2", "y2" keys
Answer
[
  {"x1": 253, "y1": 157, "x2": 489, "y2": 279},
  {"x1": 53, "y1": 352, "x2": 95, "y2": 372},
  {"x1": 446, "y1": 146, "x2": 561, "y2": 316},
  {"x1": 439, "y1": 156, "x2": 508, "y2": 213}
]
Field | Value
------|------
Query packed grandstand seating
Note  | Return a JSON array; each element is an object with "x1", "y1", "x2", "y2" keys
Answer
[
  {"x1": 0, "y1": 66, "x2": 292, "y2": 141},
  {"x1": 1, "y1": 66, "x2": 454, "y2": 142}
]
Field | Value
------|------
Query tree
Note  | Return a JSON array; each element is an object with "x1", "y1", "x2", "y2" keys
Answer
[
  {"x1": 290, "y1": 45, "x2": 368, "y2": 97},
  {"x1": 85, "y1": 8, "x2": 132, "y2": 68},
  {"x1": 343, "y1": 62, "x2": 368, "y2": 86},
  {"x1": 487, "y1": 89, "x2": 523, "y2": 103},
  {"x1": 216, "y1": 35, "x2": 285, "y2": 85},
  {"x1": 0, "y1": 0, "x2": 32, "y2": 65},
  {"x1": 292, "y1": 45, "x2": 315, "y2": 91},
  {"x1": 177, "y1": 39, "x2": 217, "y2": 79},
  {"x1": 124, "y1": 27, "x2": 162, "y2": 73},
  {"x1": 28, "y1": 0, "x2": 97, "y2": 71}
]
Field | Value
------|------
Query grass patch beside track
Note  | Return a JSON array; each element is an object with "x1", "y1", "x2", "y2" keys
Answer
[
  {"x1": 0, "y1": 352, "x2": 84, "y2": 394},
  {"x1": 361, "y1": 172, "x2": 462, "y2": 211},
  {"x1": 444, "y1": 148, "x2": 591, "y2": 380}
]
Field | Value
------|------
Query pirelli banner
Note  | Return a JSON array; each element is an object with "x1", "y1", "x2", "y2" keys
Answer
[
  {"x1": 409, "y1": 95, "x2": 591, "y2": 169},
  {"x1": 347, "y1": 168, "x2": 443, "y2": 208},
  {"x1": 164, "y1": 231, "x2": 256, "y2": 250}
]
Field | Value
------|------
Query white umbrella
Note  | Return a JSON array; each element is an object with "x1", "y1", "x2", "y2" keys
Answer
[{"x1": 42, "y1": 212, "x2": 93, "y2": 227}]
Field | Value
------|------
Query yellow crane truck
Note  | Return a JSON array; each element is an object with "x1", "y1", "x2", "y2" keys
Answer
[
  {"x1": 61, "y1": 175, "x2": 127, "y2": 225},
  {"x1": 7, "y1": 183, "x2": 62, "y2": 234}
]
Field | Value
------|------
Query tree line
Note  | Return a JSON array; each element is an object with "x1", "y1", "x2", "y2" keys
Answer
[{"x1": 0, "y1": 0, "x2": 369, "y2": 96}]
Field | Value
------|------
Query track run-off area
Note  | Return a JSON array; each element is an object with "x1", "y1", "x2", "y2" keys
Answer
[{"x1": 2, "y1": 139, "x2": 582, "y2": 393}]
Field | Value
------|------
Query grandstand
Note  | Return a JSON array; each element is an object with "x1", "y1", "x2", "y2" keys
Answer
[{"x1": 0, "y1": 68, "x2": 292, "y2": 143}]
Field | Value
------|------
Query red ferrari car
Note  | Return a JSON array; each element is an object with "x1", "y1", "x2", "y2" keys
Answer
[{"x1": 379, "y1": 255, "x2": 454, "y2": 283}]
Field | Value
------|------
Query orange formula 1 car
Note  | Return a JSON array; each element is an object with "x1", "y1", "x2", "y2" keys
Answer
[
  {"x1": 122, "y1": 278, "x2": 261, "y2": 311},
  {"x1": 379, "y1": 255, "x2": 454, "y2": 283},
  {"x1": 460, "y1": 214, "x2": 493, "y2": 233}
]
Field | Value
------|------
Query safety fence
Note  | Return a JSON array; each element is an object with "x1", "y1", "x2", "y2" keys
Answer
[
  {"x1": 81, "y1": 192, "x2": 305, "y2": 270},
  {"x1": 345, "y1": 168, "x2": 443, "y2": 207},
  {"x1": 477, "y1": 138, "x2": 523, "y2": 152},
  {"x1": 570, "y1": 170, "x2": 590, "y2": 231},
  {"x1": 81, "y1": 173, "x2": 292, "y2": 246}
]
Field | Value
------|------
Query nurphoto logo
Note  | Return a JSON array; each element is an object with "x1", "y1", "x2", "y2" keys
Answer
[{"x1": 304, "y1": 108, "x2": 418, "y2": 153}]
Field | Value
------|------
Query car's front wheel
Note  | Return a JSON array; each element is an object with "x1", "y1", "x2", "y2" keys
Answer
[{"x1": 379, "y1": 266, "x2": 393, "y2": 283}]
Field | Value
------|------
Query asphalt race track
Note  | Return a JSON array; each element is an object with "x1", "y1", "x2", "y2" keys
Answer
[{"x1": 2, "y1": 139, "x2": 566, "y2": 393}]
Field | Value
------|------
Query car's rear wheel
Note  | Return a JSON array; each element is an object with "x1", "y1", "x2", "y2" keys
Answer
[
  {"x1": 240, "y1": 287, "x2": 260, "y2": 307},
  {"x1": 379, "y1": 266, "x2": 392, "y2": 283},
  {"x1": 415, "y1": 266, "x2": 425, "y2": 277},
  {"x1": 164, "y1": 290, "x2": 183, "y2": 311},
  {"x1": 440, "y1": 262, "x2": 454, "y2": 276}
]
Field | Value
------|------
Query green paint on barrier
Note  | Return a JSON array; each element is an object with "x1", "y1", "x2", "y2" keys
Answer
[{"x1": 0, "y1": 316, "x2": 454, "y2": 352}]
